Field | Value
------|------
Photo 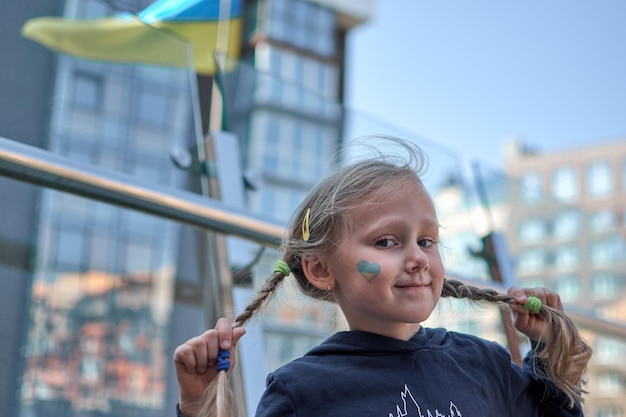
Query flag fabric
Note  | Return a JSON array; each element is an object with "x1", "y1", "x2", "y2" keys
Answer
[{"x1": 21, "y1": 0, "x2": 242, "y2": 75}]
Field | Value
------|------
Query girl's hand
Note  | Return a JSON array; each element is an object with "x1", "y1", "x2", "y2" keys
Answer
[
  {"x1": 173, "y1": 318, "x2": 246, "y2": 417},
  {"x1": 507, "y1": 286, "x2": 563, "y2": 342}
]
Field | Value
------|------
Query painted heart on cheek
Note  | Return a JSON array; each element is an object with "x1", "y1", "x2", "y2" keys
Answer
[{"x1": 357, "y1": 260, "x2": 380, "y2": 283}]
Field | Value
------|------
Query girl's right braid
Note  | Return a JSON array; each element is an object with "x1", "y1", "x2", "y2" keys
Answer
[
  {"x1": 234, "y1": 270, "x2": 287, "y2": 328},
  {"x1": 199, "y1": 265, "x2": 290, "y2": 417}
]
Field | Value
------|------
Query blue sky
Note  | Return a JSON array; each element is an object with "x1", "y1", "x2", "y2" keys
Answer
[{"x1": 345, "y1": 1, "x2": 626, "y2": 172}]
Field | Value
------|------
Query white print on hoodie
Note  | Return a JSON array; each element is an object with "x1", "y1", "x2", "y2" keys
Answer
[{"x1": 390, "y1": 385, "x2": 462, "y2": 417}]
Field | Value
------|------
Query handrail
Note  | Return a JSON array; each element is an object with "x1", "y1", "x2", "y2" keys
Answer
[
  {"x1": 2, "y1": 136, "x2": 626, "y2": 338},
  {"x1": 0, "y1": 136, "x2": 284, "y2": 247}
]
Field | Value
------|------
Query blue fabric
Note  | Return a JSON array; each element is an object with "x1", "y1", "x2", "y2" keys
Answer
[
  {"x1": 254, "y1": 328, "x2": 584, "y2": 417},
  {"x1": 139, "y1": 0, "x2": 243, "y2": 23}
]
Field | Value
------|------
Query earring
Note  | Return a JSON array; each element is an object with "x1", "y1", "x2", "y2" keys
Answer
[{"x1": 327, "y1": 284, "x2": 332, "y2": 291}]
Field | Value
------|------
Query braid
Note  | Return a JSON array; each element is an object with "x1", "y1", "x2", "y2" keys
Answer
[
  {"x1": 442, "y1": 279, "x2": 514, "y2": 304},
  {"x1": 197, "y1": 266, "x2": 289, "y2": 417},
  {"x1": 441, "y1": 278, "x2": 591, "y2": 407},
  {"x1": 234, "y1": 271, "x2": 287, "y2": 328}
]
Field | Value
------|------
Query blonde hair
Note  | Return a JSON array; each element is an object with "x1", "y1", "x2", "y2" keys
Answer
[{"x1": 199, "y1": 138, "x2": 590, "y2": 416}]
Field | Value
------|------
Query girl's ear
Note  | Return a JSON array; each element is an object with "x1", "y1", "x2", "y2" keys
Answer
[{"x1": 302, "y1": 255, "x2": 334, "y2": 291}]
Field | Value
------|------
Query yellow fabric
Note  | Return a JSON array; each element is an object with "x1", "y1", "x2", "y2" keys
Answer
[{"x1": 21, "y1": 16, "x2": 242, "y2": 75}]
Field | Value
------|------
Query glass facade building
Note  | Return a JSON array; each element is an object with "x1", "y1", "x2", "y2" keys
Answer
[
  {"x1": 3, "y1": 1, "x2": 626, "y2": 416},
  {"x1": 1, "y1": 0, "x2": 372, "y2": 415}
]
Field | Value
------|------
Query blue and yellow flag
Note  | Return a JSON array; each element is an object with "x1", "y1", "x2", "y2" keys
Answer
[{"x1": 21, "y1": 0, "x2": 242, "y2": 75}]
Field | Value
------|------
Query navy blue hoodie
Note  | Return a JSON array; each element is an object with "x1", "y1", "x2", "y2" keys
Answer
[{"x1": 255, "y1": 328, "x2": 583, "y2": 417}]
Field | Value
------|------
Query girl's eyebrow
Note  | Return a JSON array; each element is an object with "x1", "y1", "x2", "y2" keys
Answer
[{"x1": 365, "y1": 216, "x2": 440, "y2": 233}]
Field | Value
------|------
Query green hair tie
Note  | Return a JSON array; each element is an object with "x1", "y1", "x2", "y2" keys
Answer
[
  {"x1": 274, "y1": 260, "x2": 291, "y2": 276},
  {"x1": 524, "y1": 296, "x2": 542, "y2": 314}
]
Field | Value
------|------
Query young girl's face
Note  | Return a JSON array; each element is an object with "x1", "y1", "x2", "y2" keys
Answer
[{"x1": 323, "y1": 179, "x2": 444, "y2": 341}]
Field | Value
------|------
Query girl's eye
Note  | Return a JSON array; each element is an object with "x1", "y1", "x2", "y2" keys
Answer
[
  {"x1": 418, "y1": 238, "x2": 436, "y2": 248},
  {"x1": 375, "y1": 237, "x2": 396, "y2": 248}
]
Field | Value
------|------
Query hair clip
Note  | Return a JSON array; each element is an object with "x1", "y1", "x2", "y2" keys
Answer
[{"x1": 302, "y1": 207, "x2": 311, "y2": 241}]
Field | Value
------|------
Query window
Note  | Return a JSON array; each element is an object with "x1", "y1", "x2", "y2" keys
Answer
[
  {"x1": 89, "y1": 232, "x2": 115, "y2": 271},
  {"x1": 596, "y1": 407, "x2": 623, "y2": 417},
  {"x1": 257, "y1": 188, "x2": 277, "y2": 218},
  {"x1": 596, "y1": 337, "x2": 626, "y2": 364},
  {"x1": 590, "y1": 237, "x2": 624, "y2": 267},
  {"x1": 589, "y1": 210, "x2": 615, "y2": 233},
  {"x1": 80, "y1": 0, "x2": 110, "y2": 18},
  {"x1": 263, "y1": 154, "x2": 279, "y2": 174},
  {"x1": 553, "y1": 245, "x2": 578, "y2": 270},
  {"x1": 56, "y1": 229, "x2": 85, "y2": 270},
  {"x1": 131, "y1": 154, "x2": 166, "y2": 184},
  {"x1": 586, "y1": 160, "x2": 613, "y2": 197},
  {"x1": 73, "y1": 71, "x2": 102, "y2": 111},
  {"x1": 551, "y1": 166, "x2": 578, "y2": 202},
  {"x1": 552, "y1": 209, "x2": 581, "y2": 240},
  {"x1": 516, "y1": 249, "x2": 545, "y2": 274},
  {"x1": 518, "y1": 173, "x2": 542, "y2": 203},
  {"x1": 555, "y1": 274, "x2": 580, "y2": 302},
  {"x1": 125, "y1": 241, "x2": 154, "y2": 272},
  {"x1": 518, "y1": 218, "x2": 545, "y2": 243},
  {"x1": 520, "y1": 277, "x2": 546, "y2": 289},
  {"x1": 456, "y1": 319, "x2": 480, "y2": 335},
  {"x1": 266, "y1": 0, "x2": 336, "y2": 56},
  {"x1": 592, "y1": 273, "x2": 617, "y2": 298},
  {"x1": 137, "y1": 90, "x2": 169, "y2": 127},
  {"x1": 260, "y1": 45, "x2": 339, "y2": 118},
  {"x1": 597, "y1": 373, "x2": 624, "y2": 396}
]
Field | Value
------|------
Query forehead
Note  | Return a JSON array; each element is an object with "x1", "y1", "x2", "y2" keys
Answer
[{"x1": 347, "y1": 179, "x2": 437, "y2": 224}]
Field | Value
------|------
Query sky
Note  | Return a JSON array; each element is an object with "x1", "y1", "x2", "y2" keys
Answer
[{"x1": 344, "y1": 0, "x2": 626, "y2": 172}]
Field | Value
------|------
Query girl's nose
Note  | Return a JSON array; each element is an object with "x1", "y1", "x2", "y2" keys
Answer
[{"x1": 405, "y1": 243, "x2": 429, "y2": 272}]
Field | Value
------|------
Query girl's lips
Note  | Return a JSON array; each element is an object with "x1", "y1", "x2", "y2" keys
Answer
[
  {"x1": 395, "y1": 281, "x2": 430, "y2": 288},
  {"x1": 394, "y1": 283, "x2": 431, "y2": 291}
]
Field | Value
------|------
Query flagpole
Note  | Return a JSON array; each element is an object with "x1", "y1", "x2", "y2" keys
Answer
[
  {"x1": 209, "y1": 0, "x2": 232, "y2": 131},
  {"x1": 203, "y1": 1, "x2": 248, "y2": 413}
]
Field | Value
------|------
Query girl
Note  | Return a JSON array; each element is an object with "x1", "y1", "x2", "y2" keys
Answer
[{"x1": 174, "y1": 139, "x2": 591, "y2": 417}]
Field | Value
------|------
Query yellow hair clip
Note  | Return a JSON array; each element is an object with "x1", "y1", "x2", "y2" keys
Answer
[{"x1": 302, "y1": 207, "x2": 311, "y2": 241}]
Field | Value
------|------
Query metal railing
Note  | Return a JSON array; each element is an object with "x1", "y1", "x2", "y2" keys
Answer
[{"x1": 2, "y1": 135, "x2": 626, "y2": 338}]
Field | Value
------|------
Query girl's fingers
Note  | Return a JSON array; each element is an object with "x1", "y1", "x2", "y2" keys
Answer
[
  {"x1": 215, "y1": 317, "x2": 234, "y2": 350},
  {"x1": 173, "y1": 318, "x2": 246, "y2": 375},
  {"x1": 507, "y1": 286, "x2": 528, "y2": 306},
  {"x1": 508, "y1": 286, "x2": 563, "y2": 312},
  {"x1": 173, "y1": 344, "x2": 195, "y2": 374},
  {"x1": 232, "y1": 326, "x2": 246, "y2": 346},
  {"x1": 197, "y1": 329, "x2": 217, "y2": 372}
]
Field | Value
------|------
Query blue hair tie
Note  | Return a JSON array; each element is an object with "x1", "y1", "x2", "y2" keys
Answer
[{"x1": 216, "y1": 349, "x2": 231, "y2": 372}]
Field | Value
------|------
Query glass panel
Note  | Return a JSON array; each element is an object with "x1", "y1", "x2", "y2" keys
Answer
[
  {"x1": 551, "y1": 166, "x2": 578, "y2": 202},
  {"x1": 6, "y1": 179, "x2": 184, "y2": 417},
  {"x1": 587, "y1": 160, "x2": 613, "y2": 198},
  {"x1": 4, "y1": 0, "x2": 216, "y2": 415},
  {"x1": 5, "y1": 3, "x2": 626, "y2": 415},
  {"x1": 13, "y1": 0, "x2": 203, "y2": 197}
]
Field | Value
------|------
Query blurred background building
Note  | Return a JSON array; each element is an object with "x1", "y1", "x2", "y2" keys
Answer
[
  {"x1": 1, "y1": 0, "x2": 371, "y2": 416},
  {"x1": 429, "y1": 138, "x2": 626, "y2": 416},
  {"x1": 1, "y1": 1, "x2": 626, "y2": 417}
]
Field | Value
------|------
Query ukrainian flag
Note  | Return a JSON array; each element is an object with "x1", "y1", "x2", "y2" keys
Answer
[{"x1": 21, "y1": 0, "x2": 242, "y2": 75}]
